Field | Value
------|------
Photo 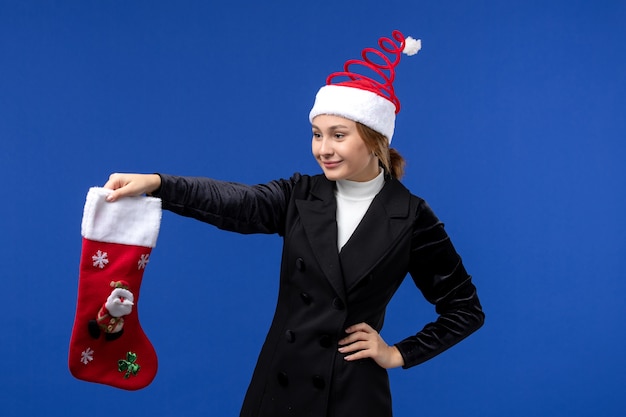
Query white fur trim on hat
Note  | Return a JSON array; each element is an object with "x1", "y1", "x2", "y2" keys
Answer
[
  {"x1": 309, "y1": 85, "x2": 397, "y2": 143},
  {"x1": 81, "y1": 187, "x2": 162, "y2": 248}
]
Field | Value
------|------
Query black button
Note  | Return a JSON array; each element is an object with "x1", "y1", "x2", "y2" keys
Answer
[
  {"x1": 296, "y1": 258, "x2": 306, "y2": 271},
  {"x1": 285, "y1": 330, "x2": 296, "y2": 343},
  {"x1": 312, "y1": 375, "x2": 325, "y2": 390},
  {"x1": 300, "y1": 292, "x2": 312, "y2": 305},
  {"x1": 332, "y1": 298, "x2": 345, "y2": 310},
  {"x1": 277, "y1": 371, "x2": 289, "y2": 387},
  {"x1": 319, "y1": 335, "x2": 332, "y2": 348}
]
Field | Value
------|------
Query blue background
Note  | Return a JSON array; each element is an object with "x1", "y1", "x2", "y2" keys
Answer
[{"x1": 1, "y1": 1, "x2": 625, "y2": 416}]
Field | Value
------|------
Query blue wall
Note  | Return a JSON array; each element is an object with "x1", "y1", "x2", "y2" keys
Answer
[{"x1": 1, "y1": 1, "x2": 625, "y2": 416}]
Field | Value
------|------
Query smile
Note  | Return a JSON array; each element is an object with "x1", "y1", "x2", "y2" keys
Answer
[{"x1": 322, "y1": 160, "x2": 342, "y2": 168}]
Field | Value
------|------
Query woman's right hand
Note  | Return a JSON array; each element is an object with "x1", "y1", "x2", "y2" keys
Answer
[{"x1": 103, "y1": 173, "x2": 162, "y2": 202}]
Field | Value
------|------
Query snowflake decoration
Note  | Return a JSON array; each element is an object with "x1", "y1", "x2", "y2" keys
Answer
[
  {"x1": 81, "y1": 347, "x2": 94, "y2": 365},
  {"x1": 137, "y1": 253, "x2": 150, "y2": 270},
  {"x1": 92, "y1": 250, "x2": 109, "y2": 269}
]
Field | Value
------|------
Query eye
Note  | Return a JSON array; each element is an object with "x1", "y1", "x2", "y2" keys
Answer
[
  {"x1": 312, "y1": 132, "x2": 322, "y2": 139},
  {"x1": 334, "y1": 133, "x2": 345, "y2": 139}
]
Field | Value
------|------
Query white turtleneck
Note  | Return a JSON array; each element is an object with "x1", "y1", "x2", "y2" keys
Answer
[{"x1": 335, "y1": 169, "x2": 385, "y2": 251}]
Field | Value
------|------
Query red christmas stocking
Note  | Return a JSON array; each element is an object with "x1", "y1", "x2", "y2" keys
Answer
[{"x1": 69, "y1": 187, "x2": 162, "y2": 390}]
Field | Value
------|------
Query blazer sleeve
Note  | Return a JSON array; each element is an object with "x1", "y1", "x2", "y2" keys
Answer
[
  {"x1": 152, "y1": 173, "x2": 302, "y2": 236},
  {"x1": 395, "y1": 199, "x2": 485, "y2": 368}
]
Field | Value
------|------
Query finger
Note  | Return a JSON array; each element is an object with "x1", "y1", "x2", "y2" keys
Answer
[
  {"x1": 338, "y1": 340, "x2": 369, "y2": 354},
  {"x1": 103, "y1": 174, "x2": 132, "y2": 198},
  {"x1": 106, "y1": 182, "x2": 142, "y2": 202},
  {"x1": 103, "y1": 173, "x2": 124, "y2": 189},
  {"x1": 343, "y1": 349, "x2": 372, "y2": 362},
  {"x1": 105, "y1": 189, "x2": 123, "y2": 202},
  {"x1": 338, "y1": 330, "x2": 372, "y2": 346},
  {"x1": 345, "y1": 322, "x2": 374, "y2": 334}
]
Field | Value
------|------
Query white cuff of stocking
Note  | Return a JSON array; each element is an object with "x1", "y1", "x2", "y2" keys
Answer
[{"x1": 81, "y1": 187, "x2": 162, "y2": 248}]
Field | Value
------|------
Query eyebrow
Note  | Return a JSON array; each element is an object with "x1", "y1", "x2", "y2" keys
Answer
[{"x1": 311, "y1": 124, "x2": 350, "y2": 130}]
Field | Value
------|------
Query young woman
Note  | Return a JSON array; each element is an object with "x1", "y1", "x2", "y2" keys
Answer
[{"x1": 104, "y1": 31, "x2": 484, "y2": 417}]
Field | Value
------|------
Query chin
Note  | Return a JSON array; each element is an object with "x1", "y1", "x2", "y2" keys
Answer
[{"x1": 322, "y1": 171, "x2": 345, "y2": 181}]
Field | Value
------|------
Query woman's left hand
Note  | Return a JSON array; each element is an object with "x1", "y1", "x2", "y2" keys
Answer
[{"x1": 338, "y1": 322, "x2": 405, "y2": 369}]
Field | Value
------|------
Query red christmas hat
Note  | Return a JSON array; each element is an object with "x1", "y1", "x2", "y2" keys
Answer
[{"x1": 309, "y1": 30, "x2": 421, "y2": 143}]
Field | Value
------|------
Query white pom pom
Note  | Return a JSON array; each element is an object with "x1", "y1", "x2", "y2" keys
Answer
[{"x1": 403, "y1": 36, "x2": 421, "y2": 56}]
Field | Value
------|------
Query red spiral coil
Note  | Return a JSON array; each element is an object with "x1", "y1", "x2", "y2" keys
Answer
[{"x1": 326, "y1": 30, "x2": 407, "y2": 114}]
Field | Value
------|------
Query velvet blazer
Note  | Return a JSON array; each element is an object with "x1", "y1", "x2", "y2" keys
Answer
[{"x1": 154, "y1": 172, "x2": 484, "y2": 417}]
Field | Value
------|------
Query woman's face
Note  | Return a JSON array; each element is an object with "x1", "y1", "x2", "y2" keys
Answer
[{"x1": 311, "y1": 115, "x2": 380, "y2": 182}]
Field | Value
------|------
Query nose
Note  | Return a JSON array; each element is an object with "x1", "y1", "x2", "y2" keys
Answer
[{"x1": 317, "y1": 137, "x2": 333, "y2": 157}]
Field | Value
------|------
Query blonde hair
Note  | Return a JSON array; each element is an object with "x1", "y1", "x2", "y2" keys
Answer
[{"x1": 356, "y1": 122, "x2": 406, "y2": 179}]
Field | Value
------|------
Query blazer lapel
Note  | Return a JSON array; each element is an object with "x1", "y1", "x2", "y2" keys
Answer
[
  {"x1": 295, "y1": 178, "x2": 347, "y2": 301},
  {"x1": 339, "y1": 178, "x2": 412, "y2": 292}
]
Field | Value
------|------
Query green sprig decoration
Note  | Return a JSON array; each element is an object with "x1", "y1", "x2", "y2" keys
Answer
[{"x1": 118, "y1": 352, "x2": 141, "y2": 379}]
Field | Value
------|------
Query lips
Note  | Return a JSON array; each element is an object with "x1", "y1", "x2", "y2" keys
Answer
[{"x1": 322, "y1": 160, "x2": 342, "y2": 169}]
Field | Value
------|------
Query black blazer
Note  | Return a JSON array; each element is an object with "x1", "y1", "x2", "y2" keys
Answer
[{"x1": 155, "y1": 172, "x2": 484, "y2": 417}]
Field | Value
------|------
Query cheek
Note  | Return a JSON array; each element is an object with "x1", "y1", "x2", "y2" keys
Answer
[
  {"x1": 353, "y1": 146, "x2": 372, "y2": 164},
  {"x1": 311, "y1": 140, "x2": 321, "y2": 157}
]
